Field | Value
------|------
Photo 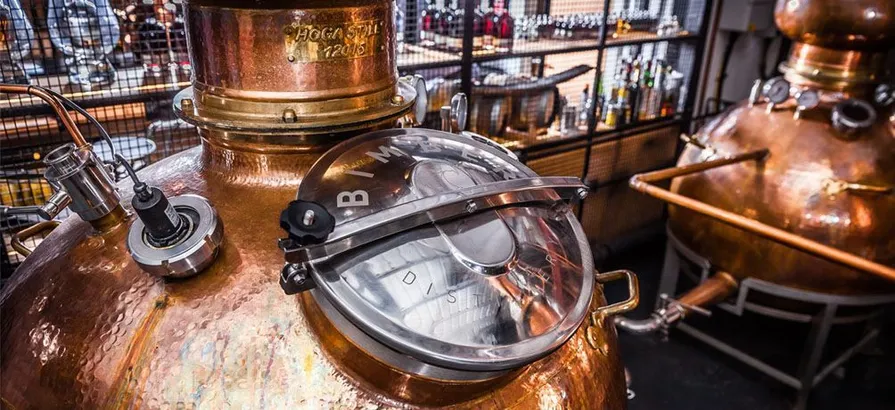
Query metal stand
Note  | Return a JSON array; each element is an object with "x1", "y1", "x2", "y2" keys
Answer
[{"x1": 662, "y1": 226, "x2": 895, "y2": 410}]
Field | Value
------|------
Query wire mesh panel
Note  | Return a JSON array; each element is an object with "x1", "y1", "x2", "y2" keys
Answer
[
  {"x1": 1, "y1": 0, "x2": 712, "y2": 274},
  {"x1": 604, "y1": 0, "x2": 705, "y2": 45},
  {"x1": 0, "y1": 0, "x2": 198, "y2": 274}
]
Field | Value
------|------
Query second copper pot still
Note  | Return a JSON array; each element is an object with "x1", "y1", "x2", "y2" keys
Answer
[{"x1": 619, "y1": 0, "x2": 895, "y2": 333}]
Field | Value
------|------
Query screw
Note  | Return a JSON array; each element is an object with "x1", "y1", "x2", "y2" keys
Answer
[
  {"x1": 576, "y1": 188, "x2": 588, "y2": 200},
  {"x1": 465, "y1": 201, "x2": 477, "y2": 213},
  {"x1": 282, "y1": 109, "x2": 298, "y2": 123},
  {"x1": 287, "y1": 55, "x2": 296, "y2": 63},
  {"x1": 181, "y1": 98, "x2": 193, "y2": 108},
  {"x1": 391, "y1": 95, "x2": 405, "y2": 105}
]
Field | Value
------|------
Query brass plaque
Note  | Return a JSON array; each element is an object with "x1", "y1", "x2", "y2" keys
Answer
[{"x1": 284, "y1": 19, "x2": 386, "y2": 62}]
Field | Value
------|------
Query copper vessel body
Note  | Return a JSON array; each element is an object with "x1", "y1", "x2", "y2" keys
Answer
[
  {"x1": 668, "y1": 99, "x2": 895, "y2": 295},
  {"x1": 0, "y1": 0, "x2": 627, "y2": 407},
  {"x1": 0, "y1": 141, "x2": 626, "y2": 408}
]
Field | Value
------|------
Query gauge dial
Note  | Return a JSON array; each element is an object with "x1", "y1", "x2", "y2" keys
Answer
[
  {"x1": 762, "y1": 77, "x2": 791, "y2": 104},
  {"x1": 795, "y1": 89, "x2": 820, "y2": 110}
]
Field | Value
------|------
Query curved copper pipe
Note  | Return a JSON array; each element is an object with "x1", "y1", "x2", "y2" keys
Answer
[
  {"x1": 11, "y1": 220, "x2": 61, "y2": 257},
  {"x1": 628, "y1": 150, "x2": 895, "y2": 282},
  {"x1": 0, "y1": 84, "x2": 88, "y2": 148}
]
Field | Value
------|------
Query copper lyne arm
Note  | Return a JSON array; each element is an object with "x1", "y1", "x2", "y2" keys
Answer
[
  {"x1": 0, "y1": 83, "x2": 88, "y2": 148},
  {"x1": 629, "y1": 149, "x2": 895, "y2": 282}
]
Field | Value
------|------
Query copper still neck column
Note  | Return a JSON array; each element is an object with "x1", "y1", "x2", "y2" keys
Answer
[
  {"x1": 173, "y1": 0, "x2": 420, "y2": 158},
  {"x1": 775, "y1": 0, "x2": 895, "y2": 93}
]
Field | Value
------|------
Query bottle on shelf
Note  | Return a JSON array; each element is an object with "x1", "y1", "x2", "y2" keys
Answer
[
  {"x1": 483, "y1": 0, "x2": 496, "y2": 49},
  {"x1": 637, "y1": 59, "x2": 654, "y2": 120},
  {"x1": 492, "y1": 0, "x2": 513, "y2": 51},
  {"x1": 578, "y1": 83, "x2": 590, "y2": 127},
  {"x1": 445, "y1": 0, "x2": 463, "y2": 52},
  {"x1": 420, "y1": 0, "x2": 437, "y2": 46},
  {"x1": 626, "y1": 57, "x2": 641, "y2": 124},
  {"x1": 433, "y1": 1, "x2": 448, "y2": 50},
  {"x1": 472, "y1": 2, "x2": 485, "y2": 51}
]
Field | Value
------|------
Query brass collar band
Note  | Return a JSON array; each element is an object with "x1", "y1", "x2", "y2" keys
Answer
[
  {"x1": 173, "y1": 80, "x2": 416, "y2": 135},
  {"x1": 780, "y1": 43, "x2": 885, "y2": 93}
]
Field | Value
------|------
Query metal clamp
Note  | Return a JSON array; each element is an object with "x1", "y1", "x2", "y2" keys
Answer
[
  {"x1": 11, "y1": 220, "x2": 61, "y2": 257},
  {"x1": 281, "y1": 176, "x2": 587, "y2": 264},
  {"x1": 587, "y1": 269, "x2": 640, "y2": 351}
]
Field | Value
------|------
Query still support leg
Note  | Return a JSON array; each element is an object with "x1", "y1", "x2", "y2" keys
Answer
[{"x1": 793, "y1": 304, "x2": 837, "y2": 410}]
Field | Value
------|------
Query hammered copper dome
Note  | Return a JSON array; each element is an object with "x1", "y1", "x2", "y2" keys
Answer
[{"x1": 0, "y1": 0, "x2": 634, "y2": 408}]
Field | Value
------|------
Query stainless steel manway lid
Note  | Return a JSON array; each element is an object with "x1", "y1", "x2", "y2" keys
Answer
[{"x1": 281, "y1": 128, "x2": 594, "y2": 372}]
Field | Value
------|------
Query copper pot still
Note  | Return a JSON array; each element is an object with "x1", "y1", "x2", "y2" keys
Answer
[
  {"x1": 619, "y1": 0, "x2": 895, "y2": 333},
  {"x1": 0, "y1": 1, "x2": 638, "y2": 408}
]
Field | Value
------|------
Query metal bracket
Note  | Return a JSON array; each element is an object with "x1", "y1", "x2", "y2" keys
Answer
[{"x1": 280, "y1": 263, "x2": 317, "y2": 295}]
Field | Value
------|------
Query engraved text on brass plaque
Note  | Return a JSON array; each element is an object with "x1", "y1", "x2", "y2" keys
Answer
[{"x1": 284, "y1": 19, "x2": 385, "y2": 62}]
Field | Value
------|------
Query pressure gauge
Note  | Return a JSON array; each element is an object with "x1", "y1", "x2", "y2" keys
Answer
[
  {"x1": 793, "y1": 89, "x2": 820, "y2": 119},
  {"x1": 279, "y1": 128, "x2": 594, "y2": 380},
  {"x1": 762, "y1": 77, "x2": 791, "y2": 105}
]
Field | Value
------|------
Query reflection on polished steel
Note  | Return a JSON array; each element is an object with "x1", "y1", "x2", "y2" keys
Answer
[
  {"x1": 286, "y1": 128, "x2": 596, "y2": 377},
  {"x1": 621, "y1": 0, "x2": 895, "y2": 336},
  {"x1": 1, "y1": 0, "x2": 635, "y2": 408}
]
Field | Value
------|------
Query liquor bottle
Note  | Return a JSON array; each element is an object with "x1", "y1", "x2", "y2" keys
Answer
[
  {"x1": 660, "y1": 64, "x2": 677, "y2": 117},
  {"x1": 472, "y1": 2, "x2": 485, "y2": 50},
  {"x1": 420, "y1": 0, "x2": 437, "y2": 45},
  {"x1": 493, "y1": 0, "x2": 514, "y2": 51},
  {"x1": 445, "y1": 0, "x2": 463, "y2": 52},
  {"x1": 627, "y1": 56, "x2": 642, "y2": 123},
  {"x1": 483, "y1": 0, "x2": 496, "y2": 48},
  {"x1": 637, "y1": 59, "x2": 653, "y2": 120},
  {"x1": 433, "y1": 1, "x2": 447, "y2": 49},
  {"x1": 578, "y1": 84, "x2": 590, "y2": 126}
]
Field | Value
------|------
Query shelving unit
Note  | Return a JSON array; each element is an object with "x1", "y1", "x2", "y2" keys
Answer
[{"x1": 0, "y1": 0, "x2": 712, "y2": 275}]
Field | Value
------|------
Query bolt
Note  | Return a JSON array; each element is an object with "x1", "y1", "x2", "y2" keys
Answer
[
  {"x1": 287, "y1": 55, "x2": 296, "y2": 63},
  {"x1": 302, "y1": 209, "x2": 315, "y2": 226},
  {"x1": 465, "y1": 200, "x2": 477, "y2": 213},
  {"x1": 181, "y1": 98, "x2": 193, "y2": 108},
  {"x1": 283, "y1": 26, "x2": 294, "y2": 35},
  {"x1": 391, "y1": 95, "x2": 405, "y2": 105},
  {"x1": 576, "y1": 188, "x2": 588, "y2": 200},
  {"x1": 282, "y1": 109, "x2": 298, "y2": 123}
]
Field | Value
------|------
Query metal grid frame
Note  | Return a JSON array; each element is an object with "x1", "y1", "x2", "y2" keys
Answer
[{"x1": 1, "y1": 0, "x2": 713, "y2": 274}]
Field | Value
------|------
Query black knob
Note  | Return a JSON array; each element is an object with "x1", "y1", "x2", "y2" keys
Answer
[
  {"x1": 279, "y1": 200, "x2": 335, "y2": 245},
  {"x1": 132, "y1": 185, "x2": 188, "y2": 247}
]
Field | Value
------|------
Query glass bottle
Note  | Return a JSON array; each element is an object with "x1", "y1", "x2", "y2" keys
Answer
[
  {"x1": 420, "y1": 0, "x2": 436, "y2": 45},
  {"x1": 483, "y1": 0, "x2": 496, "y2": 49},
  {"x1": 472, "y1": 2, "x2": 485, "y2": 51},
  {"x1": 48, "y1": 0, "x2": 120, "y2": 87},
  {"x1": 433, "y1": 0, "x2": 449, "y2": 50},
  {"x1": 445, "y1": 0, "x2": 463, "y2": 52},
  {"x1": 493, "y1": 0, "x2": 513, "y2": 51}
]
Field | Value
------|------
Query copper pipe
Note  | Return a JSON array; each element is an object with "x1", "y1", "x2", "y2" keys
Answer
[
  {"x1": 11, "y1": 220, "x2": 61, "y2": 257},
  {"x1": 0, "y1": 84, "x2": 88, "y2": 148},
  {"x1": 614, "y1": 272, "x2": 737, "y2": 335},
  {"x1": 678, "y1": 271, "x2": 738, "y2": 307},
  {"x1": 629, "y1": 150, "x2": 895, "y2": 282}
]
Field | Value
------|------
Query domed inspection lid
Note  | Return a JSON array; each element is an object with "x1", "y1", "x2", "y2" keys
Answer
[{"x1": 279, "y1": 128, "x2": 593, "y2": 374}]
